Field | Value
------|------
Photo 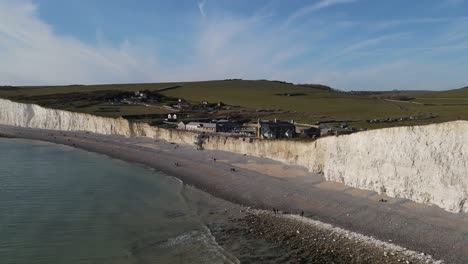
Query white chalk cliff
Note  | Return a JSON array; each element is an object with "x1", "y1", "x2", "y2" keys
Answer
[
  {"x1": 0, "y1": 98, "x2": 132, "y2": 136},
  {"x1": 1, "y1": 98, "x2": 467, "y2": 213}
]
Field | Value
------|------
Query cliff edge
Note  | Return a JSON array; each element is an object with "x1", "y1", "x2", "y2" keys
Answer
[{"x1": 1, "y1": 98, "x2": 466, "y2": 213}]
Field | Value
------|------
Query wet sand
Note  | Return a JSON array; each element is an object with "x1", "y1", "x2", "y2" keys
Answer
[{"x1": 0, "y1": 125, "x2": 467, "y2": 263}]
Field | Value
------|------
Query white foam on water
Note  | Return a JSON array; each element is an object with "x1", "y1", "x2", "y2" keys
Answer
[
  {"x1": 161, "y1": 225, "x2": 240, "y2": 264},
  {"x1": 250, "y1": 209, "x2": 443, "y2": 264},
  {"x1": 173, "y1": 177, "x2": 184, "y2": 184},
  {"x1": 161, "y1": 230, "x2": 199, "y2": 248},
  {"x1": 202, "y1": 226, "x2": 241, "y2": 264}
]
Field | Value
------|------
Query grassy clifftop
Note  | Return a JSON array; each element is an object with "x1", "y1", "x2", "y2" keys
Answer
[{"x1": 1, "y1": 79, "x2": 467, "y2": 129}]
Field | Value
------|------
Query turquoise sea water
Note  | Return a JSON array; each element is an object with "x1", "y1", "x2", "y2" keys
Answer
[{"x1": 0, "y1": 139, "x2": 235, "y2": 264}]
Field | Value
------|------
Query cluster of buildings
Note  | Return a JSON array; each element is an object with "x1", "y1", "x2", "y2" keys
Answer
[
  {"x1": 106, "y1": 90, "x2": 163, "y2": 105},
  {"x1": 172, "y1": 99, "x2": 226, "y2": 111},
  {"x1": 178, "y1": 120, "x2": 243, "y2": 134},
  {"x1": 257, "y1": 119, "x2": 296, "y2": 139},
  {"x1": 107, "y1": 94, "x2": 360, "y2": 140},
  {"x1": 175, "y1": 116, "x2": 365, "y2": 140},
  {"x1": 176, "y1": 119, "x2": 324, "y2": 139}
]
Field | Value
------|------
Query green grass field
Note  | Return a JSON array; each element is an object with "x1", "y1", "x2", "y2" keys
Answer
[
  {"x1": 1, "y1": 80, "x2": 468, "y2": 129},
  {"x1": 158, "y1": 81, "x2": 419, "y2": 121}
]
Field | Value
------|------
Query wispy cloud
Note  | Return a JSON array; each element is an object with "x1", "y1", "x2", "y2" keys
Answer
[
  {"x1": 313, "y1": 59, "x2": 468, "y2": 91},
  {"x1": 434, "y1": 17, "x2": 468, "y2": 44},
  {"x1": 338, "y1": 33, "x2": 406, "y2": 56},
  {"x1": 0, "y1": 0, "x2": 309, "y2": 86},
  {"x1": 1, "y1": 0, "x2": 468, "y2": 90},
  {"x1": 169, "y1": 13, "x2": 310, "y2": 82},
  {"x1": 368, "y1": 16, "x2": 468, "y2": 31},
  {"x1": 0, "y1": 0, "x2": 160, "y2": 85},
  {"x1": 287, "y1": 0, "x2": 358, "y2": 24},
  {"x1": 197, "y1": 0, "x2": 206, "y2": 18}
]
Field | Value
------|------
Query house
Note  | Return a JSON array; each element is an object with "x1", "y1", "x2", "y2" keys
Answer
[
  {"x1": 183, "y1": 120, "x2": 239, "y2": 133},
  {"x1": 301, "y1": 126, "x2": 321, "y2": 138},
  {"x1": 186, "y1": 122, "x2": 217, "y2": 133},
  {"x1": 237, "y1": 126, "x2": 257, "y2": 137},
  {"x1": 174, "y1": 98, "x2": 190, "y2": 109},
  {"x1": 258, "y1": 119, "x2": 296, "y2": 139},
  {"x1": 177, "y1": 122, "x2": 186, "y2": 130},
  {"x1": 216, "y1": 120, "x2": 239, "y2": 133},
  {"x1": 133, "y1": 91, "x2": 146, "y2": 99},
  {"x1": 319, "y1": 124, "x2": 333, "y2": 136}
]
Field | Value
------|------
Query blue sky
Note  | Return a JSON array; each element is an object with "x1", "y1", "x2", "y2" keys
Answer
[{"x1": 1, "y1": 0, "x2": 468, "y2": 90}]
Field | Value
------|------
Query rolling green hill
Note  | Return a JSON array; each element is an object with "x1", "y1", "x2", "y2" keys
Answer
[{"x1": 1, "y1": 80, "x2": 468, "y2": 129}]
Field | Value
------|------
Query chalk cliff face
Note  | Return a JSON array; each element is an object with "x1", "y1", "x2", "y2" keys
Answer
[
  {"x1": 1, "y1": 98, "x2": 466, "y2": 213},
  {"x1": 315, "y1": 125, "x2": 468, "y2": 213},
  {"x1": 0, "y1": 98, "x2": 132, "y2": 136},
  {"x1": 198, "y1": 129, "x2": 468, "y2": 213}
]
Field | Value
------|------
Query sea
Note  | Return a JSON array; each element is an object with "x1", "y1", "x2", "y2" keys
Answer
[{"x1": 0, "y1": 138, "x2": 240, "y2": 264}]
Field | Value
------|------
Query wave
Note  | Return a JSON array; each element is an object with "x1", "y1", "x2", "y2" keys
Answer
[
  {"x1": 161, "y1": 225, "x2": 240, "y2": 264},
  {"x1": 250, "y1": 209, "x2": 444, "y2": 264}
]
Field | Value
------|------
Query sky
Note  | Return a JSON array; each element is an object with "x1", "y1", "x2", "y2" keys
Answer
[{"x1": 1, "y1": 0, "x2": 468, "y2": 90}]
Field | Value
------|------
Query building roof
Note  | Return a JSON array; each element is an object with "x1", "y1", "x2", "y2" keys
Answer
[
  {"x1": 240, "y1": 127, "x2": 256, "y2": 131},
  {"x1": 303, "y1": 126, "x2": 320, "y2": 131},
  {"x1": 186, "y1": 122, "x2": 217, "y2": 128},
  {"x1": 259, "y1": 120, "x2": 295, "y2": 126}
]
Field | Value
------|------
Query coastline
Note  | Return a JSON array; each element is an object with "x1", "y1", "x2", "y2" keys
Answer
[
  {"x1": 0, "y1": 125, "x2": 466, "y2": 263},
  {"x1": 1, "y1": 97, "x2": 466, "y2": 214},
  {"x1": 0, "y1": 133, "x2": 15, "y2": 138},
  {"x1": 235, "y1": 210, "x2": 441, "y2": 264}
]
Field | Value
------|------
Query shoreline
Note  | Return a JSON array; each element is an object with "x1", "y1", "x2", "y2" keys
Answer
[
  {"x1": 1, "y1": 97, "x2": 466, "y2": 214},
  {"x1": 0, "y1": 133, "x2": 16, "y2": 138},
  {"x1": 235, "y1": 209, "x2": 441, "y2": 264},
  {"x1": 0, "y1": 125, "x2": 466, "y2": 263}
]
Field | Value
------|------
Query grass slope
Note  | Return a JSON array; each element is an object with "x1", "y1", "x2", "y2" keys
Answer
[{"x1": 1, "y1": 80, "x2": 468, "y2": 129}]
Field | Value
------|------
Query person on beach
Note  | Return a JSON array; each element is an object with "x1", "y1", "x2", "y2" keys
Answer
[
  {"x1": 273, "y1": 208, "x2": 277, "y2": 214},
  {"x1": 301, "y1": 211, "x2": 304, "y2": 217}
]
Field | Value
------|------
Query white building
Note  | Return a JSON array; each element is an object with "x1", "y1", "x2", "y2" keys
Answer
[{"x1": 185, "y1": 122, "x2": 217, "y2": 133}]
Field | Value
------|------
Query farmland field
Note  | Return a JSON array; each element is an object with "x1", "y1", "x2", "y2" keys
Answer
[{"x1": 1, "y1": 80, "x2": 468, "y2": 129}]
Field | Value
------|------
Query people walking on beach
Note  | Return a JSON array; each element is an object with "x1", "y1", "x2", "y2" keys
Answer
[{"x1": 174, "y1": 162, "x2": 180, "y2": 166}]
